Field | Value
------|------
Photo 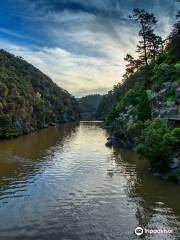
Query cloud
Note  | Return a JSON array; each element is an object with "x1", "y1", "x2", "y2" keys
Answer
[
  {"x1": 0, "y1": 0, "x2": 178, "y2": 97},
  {"x1": 0, "y1": 37, "x2": 126, "y2": 97}
]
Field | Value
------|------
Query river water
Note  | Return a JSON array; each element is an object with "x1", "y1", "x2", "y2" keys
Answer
[{"x1": 0, "y1": 122, "x2": 179, "y2": 240}]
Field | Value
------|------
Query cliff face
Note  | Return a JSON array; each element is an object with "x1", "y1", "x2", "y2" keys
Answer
[
  {"x1": 148, "y1": 81, "x2": 180, "y2": 127},
  {"x1": 100, "y1": 18, "x2": 180, "y2": 183},
  {"x1": 0, "y1": 50, "x2": 80, "y2": 138}
]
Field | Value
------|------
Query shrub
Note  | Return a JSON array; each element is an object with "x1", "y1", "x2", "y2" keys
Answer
[
  {"x1": 0, "y1": 82, "x2": 8, "y2": 97},
  {"x1": 136, "y1": 92, "x2": 151, "y2": 121},
  {"x1": 136, "y1": 118, "x2": 176, "y2": 172},
  {"x1": 151, "y1": 64, "x2": 178, "y2": 90},
  {"x1": 0, "y1": 114, "x2": 15, "y2": 138},
  {"x1": 126, "y1": 120, "x2": 144, "y2": 143},
  {"x1": 172, "y1": 128, "x2": 180, "y2": 140}
]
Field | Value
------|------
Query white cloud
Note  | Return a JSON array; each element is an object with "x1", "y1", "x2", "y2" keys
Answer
[
  {"x1": 0, "y1": 1, "x2": 175, "y2": 97},
  {"x1": 0, "y1": 32, "x2": 131, "y2": 97}
]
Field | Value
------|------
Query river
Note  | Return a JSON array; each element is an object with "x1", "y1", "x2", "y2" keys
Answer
[{"x1": 0, "y1": 122, "x2": 180, "y2": 240}]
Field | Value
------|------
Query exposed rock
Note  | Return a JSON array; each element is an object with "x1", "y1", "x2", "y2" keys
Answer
[
  {"x1": 50, "y1": 123, "x2": 56, "y2": 126},
  {"x1": 105, "y1": 139, "x2": 112, "y2": 147},
  {"x1": 161, "y1": 81, "x2": 172, "y2": 89},
  {"x1": 172, "y1": 81, "x2": 180, "y2": 88},
  {"x1": 168, "y1": 158, "x2": 179, "y2": 169},
  {"x1": 42, "y1": 124, "x2": 48, "y2": 128},
  {"x1": 157, "y1": 89, "x2": 167, "y2": 99},
  {"x1": 13, "y1": 118, "x2": 24, "y2": 135},
  {"x1": 105, "y1": 134, "x2": 132, "y2": 148},
  {"x1": 149, "y1": 81, "x2": 180, "y2": 127}
]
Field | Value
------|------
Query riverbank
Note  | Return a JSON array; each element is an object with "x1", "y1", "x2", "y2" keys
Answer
[
  {"x1": 0, "y1": 117, "x2": 80, "y2": 140},
  {"x1": 105, "y1": 123, "x2": 180, "y2": 185}
]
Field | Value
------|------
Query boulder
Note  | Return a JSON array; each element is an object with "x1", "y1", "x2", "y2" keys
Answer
[
  {"x1": 157, "y1": 89, "x2": 167, "y2": 100},
  {"x1": 42, "y1": 124, "x2": 48, "y2": 128},
  {"x1": 168, "y1": 159, "x2": 179, "y2": 169},
  {"x1": 161, "y1": 82, "x2": 172, "y2": 89},
  {"x1": 105, "y1": 139, "x2": 112, "y2": 147}
]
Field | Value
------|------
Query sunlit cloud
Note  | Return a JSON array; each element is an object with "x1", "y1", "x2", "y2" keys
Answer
[{"x1": 0, "y1": 0, "x2": 178, "y2": 96}]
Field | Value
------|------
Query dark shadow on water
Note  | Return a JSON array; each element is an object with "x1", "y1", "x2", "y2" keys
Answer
[
  {"x1": 0, "y1": 122, "x2": 79, "y2": 192},
  {"x1": 112, "y1": 148, "x2": 180, "y2": 238}
]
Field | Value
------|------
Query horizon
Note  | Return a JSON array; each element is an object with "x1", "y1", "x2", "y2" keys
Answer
[{"x1": 0, "y1": 0, "x2": 178, "y2": 97}]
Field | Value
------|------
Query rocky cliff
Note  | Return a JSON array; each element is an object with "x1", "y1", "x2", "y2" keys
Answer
[{"x1": 148, "y1": 81, "x2": 180, "y2": 127}]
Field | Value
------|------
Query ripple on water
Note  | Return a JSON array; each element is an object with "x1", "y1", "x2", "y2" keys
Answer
[{"x1": 0, "y1": 122, "x2": 180, "y2": 240}]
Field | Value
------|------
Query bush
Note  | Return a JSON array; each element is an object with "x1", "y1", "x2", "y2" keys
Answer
[
  {"x1": 136, "y1": 92, "x2": 151, "y2": 121},
  {"x1": 172, "y1": 128, "x2": 180, "y2": 140},
  {"x1": 136, "y1": 118, "x2": 176, "y2": 172},
  {"x1": 0, "y1": 114, "x2": 15, "y2": 138},
  {"x1": 0, "y1": 82, "x2": 8, "y2": 97},
  {"x1": 151, "y1": 63, "x2": 178, "y2": 90},
  {"x1": 126, "y1": 120, "x2": 144, "y2": 143}
]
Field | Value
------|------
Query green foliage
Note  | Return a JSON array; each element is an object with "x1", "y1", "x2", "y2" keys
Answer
[
  {"x1": 171, "y1": 128, "x2": 180, "y2": 143},
  {"x1": 96, "y1": 8, "x2": 180, "y2": 177},
  {"x1": 136, "y1": 119, "x2": 176, "y2": 172},
  {"x1": 129, "y1": 8, "x2": 160, "y2": 65},
  {"x1": 151, "y1": 63, "x2": 178, "y2": 90},
  {"x1": 0, "y1": 114, "x2": 15, "y2": 138},
  {"x1": 136, "y1": 92, "x2": 151, "y2": 121},
  {"x1": 126, "y1": 120, "x2": 144, "y2": 143},
  {"x1": 0, "y1": 50, "x2": 80, "y2": 138},
  {"x1": 116, "y1": 89, "x2": 138, "y2": 112},
  {"x1": 77, "y1": 94, "x2": 102, "y2": 114},
  {"x1": 0, "y1": 82, "x2": 8, "y2": 97},
  {"x1": 164, "y1": 88, "x2": 176, "y2": 102}
]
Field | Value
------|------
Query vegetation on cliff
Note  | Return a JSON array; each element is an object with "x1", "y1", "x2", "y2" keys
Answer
[
  {"x1": 98, "y1": 9, "x2": 180, "y2": 179},
  {"x1": 77, "y1": 94, "x2": 102, "y2": 119},
  {"x1": 0, "y1": 50, "x2": 80, "y2": 138}
]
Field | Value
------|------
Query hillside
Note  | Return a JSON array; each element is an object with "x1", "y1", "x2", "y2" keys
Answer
[
  {"x1": 0, "y1": 50, "x2": 80, "y2": 138},
  {"x1": 99, "y1": 9, "x2": 180, "y2": 182},
  {"x1": 77, "y1": 94, "x2": 102, "y2": 120}
]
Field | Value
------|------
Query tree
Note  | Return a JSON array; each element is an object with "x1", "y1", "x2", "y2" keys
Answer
[
  {"x1": 0, "y1": 82, "x2": 8, "y2": 98},
  {"x1": 147, "y1": 34, "x2": 164, "y2": 60},
  {"x1": 129, "y1": 9, "x2": 158, "y2": 65},
  {"x1": 123, "y1": 54, "x2": 142, "y2": 79}
]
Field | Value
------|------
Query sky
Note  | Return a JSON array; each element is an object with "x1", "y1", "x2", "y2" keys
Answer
[{"x1": 0, "y1": 0, "x2": 179, "y2": 97}]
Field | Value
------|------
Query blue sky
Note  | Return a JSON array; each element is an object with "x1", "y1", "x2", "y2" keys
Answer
[{"x1": 0, "y1": 0, "x2": 179, "y2": 97}]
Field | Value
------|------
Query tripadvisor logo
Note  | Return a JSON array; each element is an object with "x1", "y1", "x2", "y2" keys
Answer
[
  {"x1": 135, "y1": 226, "x2": 173, "y2": 236},
  {"x1": 135, "y1": 227, "x2": 144, "y2": 236}
]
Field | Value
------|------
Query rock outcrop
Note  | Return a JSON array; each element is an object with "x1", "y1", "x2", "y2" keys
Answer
[{"x1": 148, "y1": 81, "x2": 180, "y2": 127}]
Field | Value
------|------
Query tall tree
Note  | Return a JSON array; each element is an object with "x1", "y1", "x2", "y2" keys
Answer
[
  {"x1": 147, "y1": 34, "x2": 164, "y2": 60},
  {"x1": 167, "y1": 10, "x2": 180, "y2": 62},
  {"x1": 123, "y1": 54, "x2": 142, "y2": 80},
  {"x1": 129, "y1": 9, "x2": 157, "y2": 65}
]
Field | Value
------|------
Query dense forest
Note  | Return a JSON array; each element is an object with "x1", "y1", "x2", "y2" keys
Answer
[
  {"x1": 97, "y1": 9, "x2": 180, "y2": 182},
  {"x1": 0, "y1": 50, "x2": 80, "y2": 138},
  {"x1": 77, "y1": 94, "x2": 102, "y2": 119}
]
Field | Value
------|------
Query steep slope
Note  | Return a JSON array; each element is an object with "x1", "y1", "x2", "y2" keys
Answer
[
  {"x1": 77, "y1": 94, "x2": 102, "y2": 120},
  {"x1": 101, "y1": 15, "x2": 180, "y2": 182},
  {"x1": 0, "y1": 50, "x2": 80, "y2": 138}
]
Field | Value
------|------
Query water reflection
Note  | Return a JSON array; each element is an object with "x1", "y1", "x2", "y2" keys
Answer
[
  {"x1": 112, "y1": 148, "x2": 180, "y2": 239},
  {"x1": 0, "y1": 122, "x2": 79, "y2": 199},
  {"x1": 0, "y1": 122, "x2": 179, "y2": 240}
]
